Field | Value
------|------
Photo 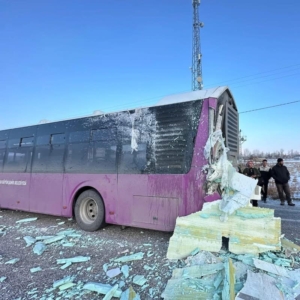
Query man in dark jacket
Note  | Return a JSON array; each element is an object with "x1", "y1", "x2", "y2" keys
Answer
[
  {"x1": 243, "y1": 160, "x2": 261, "y2": 207},
  {"x1": 259, "y1": 159, "x2": 272, "y2": 203},
  {"x1": 272, "y1": 158, "x2": 295, "y2": 206}
]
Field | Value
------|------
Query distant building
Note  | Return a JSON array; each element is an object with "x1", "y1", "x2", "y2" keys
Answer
[{"x1": 294, "y1": 156, "x2": 300, "y2": 160}]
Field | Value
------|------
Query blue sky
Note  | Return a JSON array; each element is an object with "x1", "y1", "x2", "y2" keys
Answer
[{"x1": 1, "y1": 0, "x2": 300, "y2": 154}]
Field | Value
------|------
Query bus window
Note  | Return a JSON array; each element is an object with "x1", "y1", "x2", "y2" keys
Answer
[
  {"x1": 90, "y1": 141, "x2": 117, "y2": 173},
  {"x1": 51, "y1": 133, "x2": 65, "y2": 144},
  {"x1": 66, "y1": 129, "x2": 117, "y2": 173},
  {"x1": 118, "y1": 144, "x2": 147, "y2": 174},
  {"x1": 32, "y1": 133, "x2": 66, "y2": 173},
  {"x1": 21, "y1": 137, "x2": 34, "y2": 147},
  {"x1": 65, "y1": 142, "x2": 90, "y2": 173},
  {"x1": 0, "y1": 140, "x2": 7, "y2": 149},
  {"x1": 69, "y1": 130, "x2": 90, "y2": 143},
  {"x1": 36, "y1": 135, "x2": 50, "y2": 145},
  {"x1": 0, "y1": 140, "x2": 6, "y2": 172},
  {"x1": 8, "y1": 138, "x2": 20, "y2": 148},
  {"x1": 92, "y1": 128, "x2": 117, "y2": 141},
  {"x1": 3, "y1": 137, "x2": 33, "y2": 173}
]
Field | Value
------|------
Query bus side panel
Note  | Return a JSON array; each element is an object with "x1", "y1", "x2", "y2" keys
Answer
[
  {"x1": 62, "y1": 174, "x2": 118, "y2": 221},
  {"x1": 117, "y1": 174, "x2": 183, "y2": 231},
  {"x1": 147, "y1": 174, "x2": 183, "y2": 230},
  {"x1": 0, "y1": 173, "x2": 30, "y2": 211},
  {"x1": 29, "y1": 173, "x2": 64, "y2": 216},
  {"x1": 116, "y1": 174, "x2": 148, "y2": 225}
]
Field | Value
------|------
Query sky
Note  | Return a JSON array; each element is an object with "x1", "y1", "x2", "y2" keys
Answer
[{"x1": 0, "y1": 0, "x2": 300, "y2": 154}]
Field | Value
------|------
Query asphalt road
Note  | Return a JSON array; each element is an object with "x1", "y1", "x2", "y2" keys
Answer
[{"x1": 259, "y1": 198, "x2": 300, "y2": 242}]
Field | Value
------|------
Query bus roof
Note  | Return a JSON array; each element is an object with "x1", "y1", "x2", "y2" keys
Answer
[
  {"x1": 0, "y1": 86, "x2": 232, "y2": 131},
  {"x1": 156, "y1": 86, "x2": 231, "y2": 106}
]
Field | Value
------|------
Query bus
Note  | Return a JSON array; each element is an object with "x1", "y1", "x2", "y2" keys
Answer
[{"x1": 0, "y1": 86, "x2": 239, "y2": 232}]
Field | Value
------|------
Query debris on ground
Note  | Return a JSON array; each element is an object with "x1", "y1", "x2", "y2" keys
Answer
[
  {"x1": 113, "y1": 252, "x2": 144, "y2": 263},
  {"x1": 162, "y1": 130, "x2": 300, "y2": 299},
  {"x1": 132, "y1": 275, "x2": 147, "y2": 286},
  {"x1": 121, "y1": 265, "x2": 130, "y2": 278},
  {"x1": 15, "y1": 217, "x2": 38, "y2": 223},
  {"x1": 0, "y1": 219, "x2": 164, "y2": 299},
  {"x1": 4, "y1": 258, "x2": 20, "y2": 265},
  {"x1": 167, "y1": 200, "x2": 281, "y2": 258},
  {"x1": 33, "y1": 241, "x2": 47, "y2": 255},
  {"x1": 30, "y1": 266, "x2": 42, "y2": 273},
  {"x1": 120, "y1": 286, "x2": 141, "y2": 300},
  {"x1": 0, "y1": 225, "x2": 6, "y2": 237},
  {"x1": 162, "y1": 241, "x2": 300, "y2": 300},
  {"x1": 23, "y1": 236, "x2": 36, "y2": 247},
  {"x1": 82, "y1": 282, "x2": 123, "y2": 297},
  {"x1": 106, "y1": 267, "x2": 122, "y2": 278}
]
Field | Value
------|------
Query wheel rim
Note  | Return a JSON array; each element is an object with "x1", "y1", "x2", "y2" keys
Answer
[{"x1": 79, "y1": 197, "x2": 99, "y2": 224}]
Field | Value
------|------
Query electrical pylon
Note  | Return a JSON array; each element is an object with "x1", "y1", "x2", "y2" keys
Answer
[{"x1": 192, "y1": 0, "x2": 204, "y2": 91}]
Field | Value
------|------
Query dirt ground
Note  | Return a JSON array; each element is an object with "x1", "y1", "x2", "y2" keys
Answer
[{"x1": 0, "y1": 209, "x2": 178, "y2": 300}]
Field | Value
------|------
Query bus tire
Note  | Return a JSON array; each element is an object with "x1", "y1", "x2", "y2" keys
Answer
[{"x1": 74, "y1": 189, "x2": 105, "y2": 232}]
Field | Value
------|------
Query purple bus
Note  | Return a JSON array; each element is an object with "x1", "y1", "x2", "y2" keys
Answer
[{"x1": 0, "y1": 86, "x2": 238, "y2": 231}]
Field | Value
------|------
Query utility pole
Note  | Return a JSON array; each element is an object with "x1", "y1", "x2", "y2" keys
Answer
[
  {"x1": 192, "y1": 0, "x2": 204, "y2": 91},
  {"x1": 239, "y1": 129, "x2": 247, "y2": 159}
]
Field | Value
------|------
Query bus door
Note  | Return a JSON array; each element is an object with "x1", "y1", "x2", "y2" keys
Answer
[{"x1": 29, "y1": 133, "x2": 65, "y2": 215}]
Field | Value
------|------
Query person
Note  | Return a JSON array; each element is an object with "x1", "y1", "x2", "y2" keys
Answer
[
  {"x1": 258, "y1": 159, "x2": 272, "y2": 203},
  {"x1": 272, "y1": 158, "x2": 295, "y2": 206},
  {"x1": 243, "y1": 160, "x2": 261, "y2": 207},
  {"x1": 237, "y1": 164, "x2": 242, "y2": 174}
]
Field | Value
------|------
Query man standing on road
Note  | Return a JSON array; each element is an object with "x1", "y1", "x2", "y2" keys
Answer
[
  {"x1": 243, "y1": 160, "x2": 261, "y2": 207},
  {"x1": 272, "y1": 158, "x2": 295, "y2": 206},
  {"x1": 259, "y1": 159, "x2": 272, "y2": 203}
]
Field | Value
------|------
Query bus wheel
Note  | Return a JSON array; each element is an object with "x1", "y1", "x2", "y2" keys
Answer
[{"x1": 74, "y1": 190, "x2": 105, "y2": 232}]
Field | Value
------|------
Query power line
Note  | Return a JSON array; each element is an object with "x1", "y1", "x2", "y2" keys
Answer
[
  {"x1": 59, "y1": 63, "x2": 300, "y2": 119},
  {"x1": 19, "y1": 63, "x2": 300, "y2": 123},
  {"x1": 98, "y1": 64, "x2": 300, "y2": 113},
  {"x1": 55, "y1": 90, "x2": 300, "y2": 121},
  {"x1": 219, "y1": 68, "x2": 300, "y2": 88},
  {"x1": 205, "y1": 63, "x2": 300, "y2": 88},
  {"x1": 99, "y1": 69, "x2": 300, "y2": 112},
  {"x1": 231, "y1": 71, "x2": 300, "y2": 89},
  {"x1": 239, "y1": 100, "x2": 300, "y2": 114}
]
